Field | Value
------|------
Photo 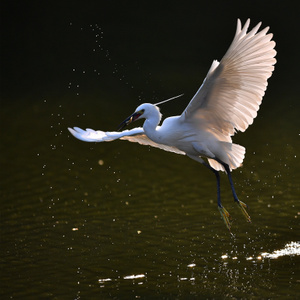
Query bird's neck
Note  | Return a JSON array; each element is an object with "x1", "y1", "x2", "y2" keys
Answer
[{"x1": 143, "y1": 114, "x2": 161, "y2": 141}]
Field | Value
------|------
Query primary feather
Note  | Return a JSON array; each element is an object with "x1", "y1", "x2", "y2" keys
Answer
[{"x1": 180, "y1": 19, "x2": 276, "y2": 137}]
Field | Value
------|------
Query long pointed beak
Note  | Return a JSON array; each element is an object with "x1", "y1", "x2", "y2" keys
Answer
[{"x1": 117, "y1": 111, "x2": 142, "y2": 131}]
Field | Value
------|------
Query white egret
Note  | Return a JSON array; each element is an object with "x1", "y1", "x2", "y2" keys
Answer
[{"x1": 68, "y1": 19, "x2": 276, "y2": 230}]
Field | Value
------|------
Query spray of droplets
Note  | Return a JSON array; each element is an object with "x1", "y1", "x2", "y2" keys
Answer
[{"x1": 68, "y1": 22, "x2": 160, "y2": 102}]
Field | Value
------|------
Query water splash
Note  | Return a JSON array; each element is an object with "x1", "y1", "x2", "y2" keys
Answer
[
  {"x1": 261, "y1": 241, "x2": 300, "y2": 259},
  {"x1": 220, "y1": 241, "x2": 300, "y2": 262}
]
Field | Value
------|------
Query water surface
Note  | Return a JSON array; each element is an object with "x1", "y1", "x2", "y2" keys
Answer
[{"x1": 1, "y1": 91, "x2": 299, "y2": 299}]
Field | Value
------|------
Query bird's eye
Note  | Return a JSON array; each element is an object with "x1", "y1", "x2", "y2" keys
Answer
[{"x1": 139, "y1": 109, "x2": 145, "y2": 115}]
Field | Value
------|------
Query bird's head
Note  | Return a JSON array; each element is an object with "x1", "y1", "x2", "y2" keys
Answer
[{"x1": 117, "y1": 103, "x2": 161, "y2": 131}]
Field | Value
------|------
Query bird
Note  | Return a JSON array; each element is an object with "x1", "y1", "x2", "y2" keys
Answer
[{"x1": 68, "y1": 19, "x2": 276, "y2": 231}]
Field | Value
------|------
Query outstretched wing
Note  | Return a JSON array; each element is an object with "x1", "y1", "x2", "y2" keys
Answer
[
  {"x1": 68, "y1": 127, "x2": 144, "y2": 142},
  {"x1": 68, "y1": 127, "x2": 185, "y2": 155},
  {"x1": 180, "y1": 19, "x2": 276, "y2": 136}
]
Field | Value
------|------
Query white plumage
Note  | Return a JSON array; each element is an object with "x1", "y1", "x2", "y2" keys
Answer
[{"x1": 68, "y1": 19, "x2": 276, "y2": 230}]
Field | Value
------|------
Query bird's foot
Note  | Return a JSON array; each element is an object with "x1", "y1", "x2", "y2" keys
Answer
[
  {"x1": 237, "y1": 200, "x2": 251, "y2": 223},
  {"x1": 218, "y1": 206, "x2": 232, "y2": 231}
]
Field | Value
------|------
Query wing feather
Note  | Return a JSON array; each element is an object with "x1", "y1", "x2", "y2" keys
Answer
[
  {"x1": 180, "y1": 19, "x2": 276, "y2": 136},
  {"x1": 120, "y1": 134, "x2": 185, "y2": 155},
  {"x1": 68, "y1": 127, "x2": 185, "y2": 155}
]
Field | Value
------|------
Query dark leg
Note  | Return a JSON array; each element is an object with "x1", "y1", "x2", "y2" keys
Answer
[
  {"x1": 187, "y1": 155, "x2": 233, "y2": 230},
  {"x1": 223, "y1": 163, "x2": 239, "y2": 203},
  {"x1": 222, "y1": 162, "x2": 251, "y2": 223},
  {"x1": 202, "y1": 162, "x2": 232, "y2": 230}
]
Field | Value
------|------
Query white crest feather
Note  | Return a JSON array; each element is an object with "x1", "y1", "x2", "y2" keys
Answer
[{"x1": 154, "y1": 94, "x2": 184, "y2": 106}]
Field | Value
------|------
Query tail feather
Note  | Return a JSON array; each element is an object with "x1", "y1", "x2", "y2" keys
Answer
[{"x1": 208, "y1": 143, "x2": 245, "y2": 172}]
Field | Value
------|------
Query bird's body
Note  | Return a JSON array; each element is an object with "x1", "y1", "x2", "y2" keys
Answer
[
  {"x1": 131, "y1": 106, "x2": 239, "y2": 168},
  {"x1": 69, "y1": 19, "x2": 276, "y2": 231}
]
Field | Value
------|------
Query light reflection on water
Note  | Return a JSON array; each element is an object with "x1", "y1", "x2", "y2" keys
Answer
[{"x1": 98, "y1": 238, "x2": 300, "y2": 287}]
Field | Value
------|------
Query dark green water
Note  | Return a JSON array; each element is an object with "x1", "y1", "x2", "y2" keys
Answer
[
  {"x1": 1, "y1": 91, "x2": 299, "y2": 299},
  {"x1": 1, "y1": 2, "x2": 300, "y2": 299}
]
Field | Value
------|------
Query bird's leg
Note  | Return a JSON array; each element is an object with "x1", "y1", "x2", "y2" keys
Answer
[
  {"x1": 202, "y1": 162, "x2": 232, "y2": 231},
  {"x1": 222, "y1": 163, "x2": 251, "y2": 223},
  {"x1": 213, "y1": 169, "x2": 232, "y2": 231},
  {"x1": 187, "y1": 155, "x2": 232, "y2": 230}
]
